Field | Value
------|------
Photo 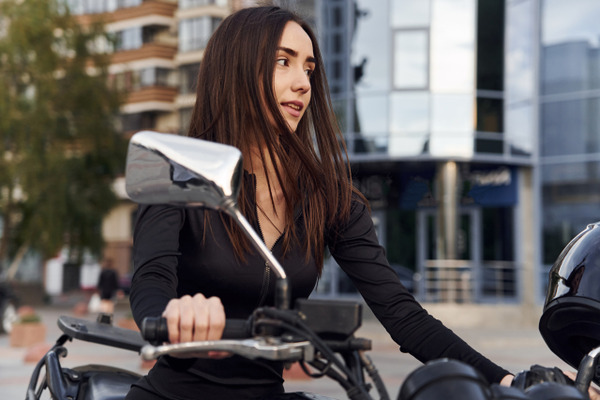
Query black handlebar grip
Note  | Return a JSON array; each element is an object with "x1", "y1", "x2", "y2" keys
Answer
[
  {"x1": 222, "y1": 319, "x2": 252, "y2": 339},
  {"x1": 141, "y1": 317, "x2": 251, "y2": 344},
  {"x1": 141, "y1": 317, "x2": 169, "y2": 344}
]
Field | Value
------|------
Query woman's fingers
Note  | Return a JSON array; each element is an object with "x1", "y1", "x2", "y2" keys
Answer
[
  {"x1": 162, "y1": 294, "x2": 225, "y2": 344},
  {"x1": 192, "y1": 293, "x2": 210, "y2": 341},
  {"x1": 163, "y1": 297, "x2": 183, "y2": 344},
  {"x1": 178, "y1": 295, "x2": 195, "y2": 343},
  {"x1": 205, "y1": 296, "x2": 226, "y2": 341}
]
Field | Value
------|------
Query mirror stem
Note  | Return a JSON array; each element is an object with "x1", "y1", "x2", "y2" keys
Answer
[{"x1": 226, "y1": 203, "x2": 290, "y2": 310}]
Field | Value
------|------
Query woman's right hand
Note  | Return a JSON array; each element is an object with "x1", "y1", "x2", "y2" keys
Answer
[{"x1": 162, "y1": 293, "x2": 226, "y2": 358}]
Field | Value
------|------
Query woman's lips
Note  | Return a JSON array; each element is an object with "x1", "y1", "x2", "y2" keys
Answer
[{"x1": 282, "y1": 102, "x2": 302, "y2": 118}]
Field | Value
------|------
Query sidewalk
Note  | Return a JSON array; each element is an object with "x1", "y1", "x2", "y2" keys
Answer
[{"x1": 0, "y1": 303, "x2": 570, "y2": 399}]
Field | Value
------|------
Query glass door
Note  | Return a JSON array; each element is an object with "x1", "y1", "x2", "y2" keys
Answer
[{"x1": 417, "y1": 208, "x2": 481, "y2": 302}]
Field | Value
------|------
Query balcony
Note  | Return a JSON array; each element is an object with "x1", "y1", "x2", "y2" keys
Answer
[
  {"x1": 126, "y1": 86, "x2": 177, "y2": 108},
  {"x1": 111, "y1": 1, "x2": 177, "y2": 22},
  {"x1": 112, "y1": 42, "x2": 177, "y2": 64},
  {"x1": 73, "y1": 1, "x2": 177, "y2": 27}
]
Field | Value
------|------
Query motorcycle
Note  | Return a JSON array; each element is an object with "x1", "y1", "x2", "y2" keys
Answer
[
  {"x1": 26, "y1": 130, "x2": 600, "y2": 399},
  {"x1": 26, "y1": 313, "x2": 146, "y2": 400}
]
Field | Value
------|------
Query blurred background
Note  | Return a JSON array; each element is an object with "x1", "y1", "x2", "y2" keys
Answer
[{"x1": 0, "y1": 0, "x2": 598, "y2": 327}]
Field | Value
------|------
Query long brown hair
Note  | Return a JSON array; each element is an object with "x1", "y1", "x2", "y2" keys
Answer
[{"x1": 188, "y1": 6, "x2": 363, "y2": 272}]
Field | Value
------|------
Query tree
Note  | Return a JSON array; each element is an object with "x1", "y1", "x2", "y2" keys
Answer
[{"x1": 0, "y1": 0, "x2": 126, "y2": 274}]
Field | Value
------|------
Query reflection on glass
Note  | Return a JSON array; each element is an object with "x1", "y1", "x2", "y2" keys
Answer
[
  {"x1": 353, "y1": 0, "x2": 390, "y2": 92},
  {"x1": 541, "y1": 0, "x2": 600, "y2": 95},
  {"x1": 331, "y1": 98, "x2": 348, "y2": 133},
  {"x1": 429, "y1": 134, "x2": 473, "y2": 158},
  {"x1": 542, "y1": 98, "x2": 600, "y2": 157},
  {"x1": 542, "y1": 41, "x2": 598, "y2": 94},
  {"x1": 389, "y1": 134, "x2": 429, "y2": 156},
  {"x1": 390, "y1": 92, "x2": 429, "y2": 133},
  {"x1": 542, "y1": 162, "x2": 589, "y2": 183},
  {"x1": 506, "y1": 104, "x2": 534, "y2": 157},
  {"x1": 391, "y1": 0, "x2": 430, "y2": 28},
  {"x1": 506, "y1": 0, "x2": 535, "y2": 103},
  {"x1": 542, "y1": 0, "x2": 600, "y2": 47},
  {"x1": 431, "y1": 94, "x2": 473, "y2": 133},
  {"x1": 393, "y1": 30, "x2": 429, "y2": 89},
  {"x1": 430, "y1": 0, "x2": 475, "y2": 92},
  {"x1": 355, "y1": 94, "x2": 388, "y2": 135},
  {"x1": 542, "y1": 159, "x2": 600, "y2": 264}
]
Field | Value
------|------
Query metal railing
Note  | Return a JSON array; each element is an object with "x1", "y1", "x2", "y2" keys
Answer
[{"x1": 421, "y1": 259, "x2": 518, "y2": 303}]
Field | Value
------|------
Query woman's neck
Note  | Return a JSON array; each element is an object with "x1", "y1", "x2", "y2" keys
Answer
[
  {"x1": 246, "y1": 145, "x2": 287, "y2": 248},
  {"x1": 246, "y1": 145, "x2": 279, "y2": 185}
]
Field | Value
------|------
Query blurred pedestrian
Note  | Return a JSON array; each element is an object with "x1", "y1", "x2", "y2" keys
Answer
[{"x1": 97, "y1": 258, "x2": 119, "y2": 314}]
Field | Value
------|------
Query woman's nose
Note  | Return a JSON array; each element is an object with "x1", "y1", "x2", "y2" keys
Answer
[{"x1": 292, "y1": 69, "x2": 310, "y2": 93}]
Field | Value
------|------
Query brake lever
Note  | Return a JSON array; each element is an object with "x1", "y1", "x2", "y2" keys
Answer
[{"x1": 140, "y1": 338, "x2": 314, "y2": 362}]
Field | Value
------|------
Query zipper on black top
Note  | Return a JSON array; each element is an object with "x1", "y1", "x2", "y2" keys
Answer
[
  {"x1": 254, "y1": 176, "x2": 285, "y2": 307},
  {"x1": 255, "y1": 211, "x2": 271, "y2": 308}
]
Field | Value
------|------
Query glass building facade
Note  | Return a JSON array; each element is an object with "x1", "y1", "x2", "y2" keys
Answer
[
  {"x1": 307, "y1": 0, "x2": 600, "y2": 304},
  {"x1": 539, "y1": 0, "x2": 600, "y2": 281},
  {"x1": 309, "y1": 0, "x2": 533, "y2": 303}
]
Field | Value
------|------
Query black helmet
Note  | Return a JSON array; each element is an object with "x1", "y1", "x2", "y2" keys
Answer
[{"x1": 539, "y1": 222, "x2": 600, "y2": 374}]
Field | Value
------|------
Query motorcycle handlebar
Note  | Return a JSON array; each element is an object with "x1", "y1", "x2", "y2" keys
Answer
[{"x1": 141, "y1": 317, "x2": 252, "y2": 344}]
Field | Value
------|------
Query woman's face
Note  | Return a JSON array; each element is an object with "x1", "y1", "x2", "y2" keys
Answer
[{"x1": 272, "y1": 21, "x2": 315, "y2": 132}]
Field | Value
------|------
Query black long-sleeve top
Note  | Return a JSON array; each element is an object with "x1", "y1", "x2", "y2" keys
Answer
[{"x1": 130, "y1": 174, "x2": 510, "y2": 397}]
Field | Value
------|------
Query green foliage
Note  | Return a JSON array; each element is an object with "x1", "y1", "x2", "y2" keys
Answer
[
  {"x1": 18, "y1": 313, "x2": 42, "y2": 324},
  {"x1": 0, "y1": 0, "x2": 126, "y2": 264}
]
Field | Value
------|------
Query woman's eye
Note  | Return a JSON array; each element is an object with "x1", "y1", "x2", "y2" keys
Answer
[
  {"x1": 276, "y1": 58, "x2": 288, "y2": 66},
  {"x1": 305, "y1": 68, "x2": 314, "y2": 77}
]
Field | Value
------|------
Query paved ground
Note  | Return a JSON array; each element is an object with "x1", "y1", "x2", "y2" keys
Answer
[{"x1": 0, "y1": 302, "x2": 571, "y2": 399}]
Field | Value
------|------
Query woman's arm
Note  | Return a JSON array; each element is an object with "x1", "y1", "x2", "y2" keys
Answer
[
  {"x1": 328, "y1": 199, "x2": 511, "y2": 384},
  {"x1": 130, "y1": 204, "x2": 184, "y2": 327},
  {"x1": 130, "y1": 204, "x2": 227, "y2": 347}
]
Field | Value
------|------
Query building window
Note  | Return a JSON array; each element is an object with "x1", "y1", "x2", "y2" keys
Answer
[
  {"x1": 541, "y1": 0, "x2": 600, "y2": 95},
  {"x1": 179, "y1": 0, "x2": 227, "y2": 9},
  {"x1": 118, "y1": 0, "x2": 142, "y2": 8},
  {"x1": 179, "y1": 108, "x2": 193, "y2": 135},
  {"x1": 390, "y1": 0, "x2": 430, "y2": 28},
  {"x1": 179, "y1": 63, "x2": 200, "y2": 95},
  {"x1": 115, "y1": 27, "x2": 142, "y2": 51},
  {"x1": 179, "y1": 17, "x2": 222, "y2": 53},
  {"x1": 476, "y1": 0, "x2": 504, "y2": 91},
  {"x1": 114, "y1": 25, "x2": 167, "y2": 52},
  {"x1": 65, "y1": 0, "x2": 145, "y2": 14},
  {"x1": 393, "y1": 29, "x2": 429, "y2": 90},
  {"x1": 138, "y1": 68, "x2": 171, "y2": 88},
  {"x1": 111, "y1": 68, "x2": 172, "y2": 91},
  {"x1": 66, "y1": 0, "x2": 118, "y2": 14},
  {"x1": 476, "y1": 97, "x2": 503, "y2": 133},
  {"x1": 121, "y1": 112, "x2": 156, "y2": 133}
]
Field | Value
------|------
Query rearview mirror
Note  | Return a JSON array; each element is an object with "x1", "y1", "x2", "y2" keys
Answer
[{"x1": 125, "y1": 131, "x2": 243, "y2": 210}]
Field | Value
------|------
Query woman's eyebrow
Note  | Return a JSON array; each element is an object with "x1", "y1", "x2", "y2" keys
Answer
[{"x1": 277, "y1": 46, "x2": 317, "y2": 64}]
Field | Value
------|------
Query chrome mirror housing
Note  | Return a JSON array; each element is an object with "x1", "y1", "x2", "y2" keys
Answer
[{"x1": 125, "y1": 131, "x2": 243, "y2": 211}]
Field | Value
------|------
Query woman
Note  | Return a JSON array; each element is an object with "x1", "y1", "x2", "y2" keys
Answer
[{"x1": 127, "y1": 6, "x2": 513, "y2": 399}]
